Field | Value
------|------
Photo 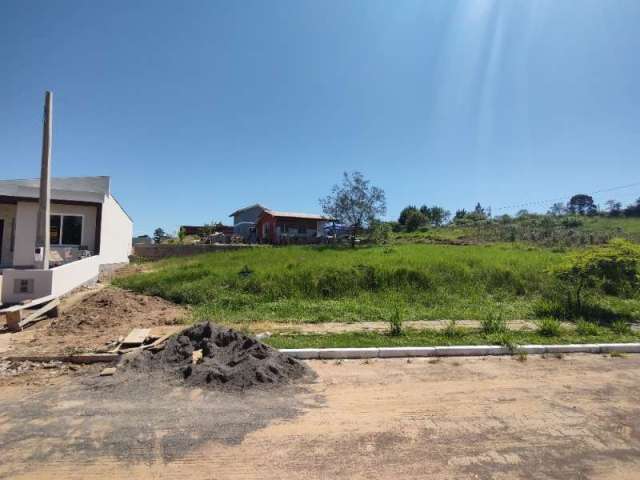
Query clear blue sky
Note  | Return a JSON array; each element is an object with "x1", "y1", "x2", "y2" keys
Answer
[{"x1": 1, "y1": 0, "x2": 639, "y2": 235}]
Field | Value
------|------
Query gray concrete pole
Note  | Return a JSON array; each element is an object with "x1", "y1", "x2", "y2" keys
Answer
[{"x1": 35, "y1": 91, "x2": 52, "y2": 270}]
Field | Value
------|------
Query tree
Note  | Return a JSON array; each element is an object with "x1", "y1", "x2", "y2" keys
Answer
[
  {"x1": 605, "y1": 200, "x2": 623, "y2": 217},
  {"x1": 453, "y1": 209, "x2": 468, "y2": 222},
  {"x1": 624, "y1": 198, "x2": 640, "y2": 217},
  {"x1": 567, "y1": 194, "x2": 596, "y2": 216},
  {"x1": 320, "y1": 172, "x2": 386, "y2": 245},
  {"x1": 405, "y1": 210, "x2": 428, "y2": 232},
  {"x1": 398, "y1": 205, "x2": 418, "y2": 225},
  {"x1": 368, "y1": 220, "x2": 392, "y2": 244},
  {"x1": 428, "y1": 206, "x2": 450, "y2": 226},
  {"x1": 548, "y1": 202, "x2": 565, "y2": 216},
  {"x1": 153, "y1": 228, "x2": 166, "y2": 244}
]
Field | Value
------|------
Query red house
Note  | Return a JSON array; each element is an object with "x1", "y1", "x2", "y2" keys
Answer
[{"x1": 256, "y1": 209, "x2": 334, "y2": 244}]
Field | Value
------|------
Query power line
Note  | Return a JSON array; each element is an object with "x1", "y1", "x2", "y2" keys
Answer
[{"x1": 492, "y1": 181, "x2": 640, "y2": 212}]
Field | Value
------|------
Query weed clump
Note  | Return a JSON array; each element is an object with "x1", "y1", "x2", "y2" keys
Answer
[
  {"x1": 576, "y1": 319, "x2": 602, "y2": 336},
  {"x1": 443, "y1": 319, "x2": 464, "y2": 339},
  {"x1": 536, "y1": 317, "x2": 562, "y2": 337},
  {"x1": 611, "y1": 319, "x2": 632, "y2": 335},
  {"x1": 481, "y1": 313, "x2": 507, "y2": 335},
  {"x1": 388, "y1": 304, "x2": 404, "y2": 336}
]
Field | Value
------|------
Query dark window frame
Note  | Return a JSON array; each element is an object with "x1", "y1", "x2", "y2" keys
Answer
[{"x1": 50, "y1": 214, "x2": 84, "y2": 246}]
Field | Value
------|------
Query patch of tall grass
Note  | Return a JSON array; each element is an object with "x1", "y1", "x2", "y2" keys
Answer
[{"x1": 115, "y1": 244, "x2": 638, "y2": 324}]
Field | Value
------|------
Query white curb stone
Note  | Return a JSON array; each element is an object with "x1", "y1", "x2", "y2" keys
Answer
[{"x1": 280, "y1": 343, "x2": 640, "y2": 360}]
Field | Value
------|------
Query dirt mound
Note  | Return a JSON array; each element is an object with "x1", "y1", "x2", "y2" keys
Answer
[
  {"x1": 124, "y1": 321, "x2": 309, "y2": 390},
  {"x1": 52, "y1": 287, "x2": 186, "y2": 335}
]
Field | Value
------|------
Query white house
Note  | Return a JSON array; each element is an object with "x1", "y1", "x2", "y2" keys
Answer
[{"x1": 0, "y1": 176, "x2": 132, "y2": 304}]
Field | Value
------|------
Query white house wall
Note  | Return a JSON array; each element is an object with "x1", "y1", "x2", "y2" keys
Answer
[
  {"x1": 98, "y1": 195, "x2": 133, "y2": 264},
  {"x1": 0, "y1": 204, "x2": 16, "y2": 267},
  {"x1": 12, "y1": 201, "x2": 98, "y2": 267}
]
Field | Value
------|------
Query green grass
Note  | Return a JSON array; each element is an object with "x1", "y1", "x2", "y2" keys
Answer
[
  {"x1": 264, "y1": 327, "x2": 640, "y2": 349},
  {"x1": 116, "y1": 242, "x2": 640, "y2": 324},
  {"x1": 116, "y1": 243, "x2": 563, "y2": 323}
]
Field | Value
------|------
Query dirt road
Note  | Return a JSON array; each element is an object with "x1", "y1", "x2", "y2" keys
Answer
[{"x1": 1, "y1": 354, "x2": 640, "y2": 479}]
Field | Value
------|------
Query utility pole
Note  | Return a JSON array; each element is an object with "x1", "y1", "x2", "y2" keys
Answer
[{"x1": 35, "y1": 91, "x2": 52, "y2": 270}]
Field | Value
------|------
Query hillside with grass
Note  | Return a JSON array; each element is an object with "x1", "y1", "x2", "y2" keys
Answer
[
  {"x1": 393, "y1": 216, "x2": 640, "y2": 246},
  {"x1": 116, "y1": 242, "x2": 640, "y2": 325}
]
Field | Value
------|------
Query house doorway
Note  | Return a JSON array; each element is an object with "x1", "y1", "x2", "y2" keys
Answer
[{"x1": 0, "y1": 219, "x2": 4, "y2": 265}]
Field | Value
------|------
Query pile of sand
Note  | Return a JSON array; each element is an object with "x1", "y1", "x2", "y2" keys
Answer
[{"x1": 123, "y1": 321, "x2": 309, "y2": 390}]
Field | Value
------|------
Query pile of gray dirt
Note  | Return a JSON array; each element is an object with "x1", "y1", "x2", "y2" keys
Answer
[{"x1": 123, "y1": 321, "x2": 310, "y2": 390}]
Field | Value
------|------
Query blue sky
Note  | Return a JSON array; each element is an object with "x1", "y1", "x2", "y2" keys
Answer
[{"x1": 1, "y1": 0, "x2": 639, "y2": 235}]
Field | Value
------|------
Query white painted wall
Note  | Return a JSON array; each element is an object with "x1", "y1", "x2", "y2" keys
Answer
[
  {"x1": 0, "y1": 204, "x2": 16, "y2": 267},
  {"x1": 98, "y1": 195, "x2": 133, "y2": 264},
  {"x1": 12, "y1": 201, "x2": 98, "y2": 267},
  {"x1": 1, "y1": 255, "x2": 100, "y2": 304},
  {"x1": 1, "y1": 268, "x2": 54, "y2": 304}
]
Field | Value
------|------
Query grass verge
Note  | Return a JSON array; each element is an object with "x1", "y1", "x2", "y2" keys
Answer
[{"x1": 264, "y1": 327, "x2": 640, "y2": 349}]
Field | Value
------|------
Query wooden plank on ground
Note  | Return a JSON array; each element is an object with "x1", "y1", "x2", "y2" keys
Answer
[
  {"x1": 19, "y1": 299, "x2": 60, "y2": 330},
  {"x1": 4, "y1": 353, "x2": 120, "y2": 364},
  {"x1": 122, "y1": 328, "x2": 151, "y2": 347},
  {"x1": 0, "y1": 295, "x2": 57, "y2": 314}
]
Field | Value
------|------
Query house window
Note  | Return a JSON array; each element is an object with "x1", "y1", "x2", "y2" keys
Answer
[
  {"x1": 50, "y1": 214, "x2": 83, "y2": 246},
  {"x1": 298, "y1": 226, "x2": 306, "y2": 234}
]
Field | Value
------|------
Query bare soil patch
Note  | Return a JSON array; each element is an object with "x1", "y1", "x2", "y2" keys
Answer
[
  {"x1": 0, "y1": 354, "x2": 639, "y2": 479},
  {"x1": 1, "y1": 287, "x2": 188, "y2": 357}
]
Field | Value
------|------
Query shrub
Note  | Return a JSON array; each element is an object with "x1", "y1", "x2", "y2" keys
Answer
[
  {"x1": 536, "y1": 317, "x2": 562, "y2": 337},
  {"x1": 481, "y1": 313, "x2": 507, "y2": 334},
  {"x1": 551, "y1": 239, "x2": 640, "y2": 313},
  {"x1": 388, "y1": 304, "x2": 404, "y2": 336},
  {"x1": 576, "y1": 319, "x2": 602, "y2": 336},
  {"x1": 611, "y1": 319, "x2": 632, "y2": 335},
  {"x1": 443, "y1": 319, "x2": 464, "y2": 339}
]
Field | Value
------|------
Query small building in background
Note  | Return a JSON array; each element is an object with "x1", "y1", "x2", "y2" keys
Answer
[
  {"x1": 132, "y1": 234, "x2": 153, "y2": 245},
  {"x1": 228, "y1": 204, "x2": 265, "y2": 242},
  {"x1": 256, "y1": 210, "x2": 334, "y2": 245}
]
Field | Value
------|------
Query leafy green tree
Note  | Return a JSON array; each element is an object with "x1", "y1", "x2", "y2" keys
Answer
[
  {"x1": 548, "y1": 202, "x2": 566, "y2": 216},
  {"x1": 551, "y1": 239, "x2": 640, "y2": 313},
  {"x1": 153, "y1": 228, "x2": 166, "y2": 244},
  {"x1": 567, "y1": 194, "x2": 596, "y2": 216},
  {"x1": 320, "y1": 171, "x2": 386, "y2": 246},
  {"x1": 605, "y1": 200, "x2": 623, "y2": 217},
  {"x1": 624, "y1": 198, "x2": 640, "y2": 217},
  {"x1": 368, "y1": 221, "x2": 392, "y2": 244},
  {"x1": 398, "y1": 205, "x2": 418, "y2": 225},
  {"x1": 405, "y1": 210, "x2": 428, "y2": 232},
  {"x1": 425, "y1": 205, "x2": 449, "y2": 226}
]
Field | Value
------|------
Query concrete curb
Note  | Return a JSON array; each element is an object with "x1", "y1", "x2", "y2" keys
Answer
[{"x1": 281, "y1": 343, "x2": 640, "y2": 360}]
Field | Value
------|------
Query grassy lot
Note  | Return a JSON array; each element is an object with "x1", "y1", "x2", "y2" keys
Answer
[
  {"x1": 394, "y1": 216, "x2": 640, "y2": 245},
  {"x1": 265, "y1": 326, "x2": 640, "y2": 349},
  {"x1": 116, "y1": 243, "x2": 640, "y2": 324}
]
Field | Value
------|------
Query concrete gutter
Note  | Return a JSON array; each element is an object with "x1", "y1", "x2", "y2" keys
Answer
[{"x1": 281, "y1": 343, "x2": 640, "y2": 359}]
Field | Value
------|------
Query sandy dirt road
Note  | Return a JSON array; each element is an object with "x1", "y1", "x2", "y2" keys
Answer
[{"x1": 1, "y1": 354, "x2": 640, "y2": 479}]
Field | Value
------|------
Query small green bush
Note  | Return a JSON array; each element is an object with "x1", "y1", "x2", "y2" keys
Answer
[
  {"x1": 611, "y1": 319, "x2": 632, "y2": 335},
  {"x1": 443, "y1": 319, "x2": 464, "y2": 339},
  {"x1": 576, "y1": 319, "x2": 602, "y2": 336},
  {"x1": 388, "y1": 305, "x2": 404, "y2": 336},
  {"x1": 536, "y1": 317, "x2": 562, "y2": 337},
  {"x1": 481, "y1": 313, "x2": 507, "y2": 334}
]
